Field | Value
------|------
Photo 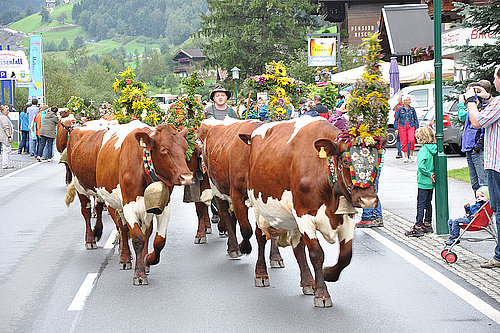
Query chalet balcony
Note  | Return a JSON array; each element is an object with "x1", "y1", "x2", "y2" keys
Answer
[{"x1": 423, "y1": 0, "x2": 490, "y2": 22}]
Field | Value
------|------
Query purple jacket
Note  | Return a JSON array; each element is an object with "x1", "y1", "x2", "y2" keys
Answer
[{"x1": 328, "y1": 109, "x2": 349, "y2": 131}]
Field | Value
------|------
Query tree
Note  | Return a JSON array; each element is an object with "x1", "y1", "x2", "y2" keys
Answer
[
  {"x1": 197, "y1": 0, "x2": 318, "y2": 76},
  {"x1": 67, "y1": 45, "x2": 89, "y2": 72},
  {"x1": 453, "y1": 1, "x2": 500, "y2": 93},
  {"x1": 58, "y1": 12, "x2": 67, "y2": 24},
  {"x1": 59, "y1": 37, "x2": 69, "y2": 51},
  {"x1": 40, "y1": 6, "x2": 50, "y2": 23},
  {"x1": 73, "y1": 36, "x2": 84, "y2": 48}
]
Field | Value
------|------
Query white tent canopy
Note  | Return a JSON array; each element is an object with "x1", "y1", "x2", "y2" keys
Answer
[{"x1": 330, "y1": 59, "x2": 455, "y2": 84}]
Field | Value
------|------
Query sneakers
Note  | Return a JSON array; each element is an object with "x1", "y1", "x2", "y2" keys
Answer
[
  {"x1": 480, "y1": 257, "x2": 500, "y2": 269},
  {"x1": 355, "y1": 220, "x2": 373, "y2": 228},
  {"x1": 405, "y1": 224, "x2": 425, "y2": 237},
  {"x1": 403, "y1": 158, "x2": 409, "y2": 163},
  {"x1": 47, "y1": 158, "x2": 53, "y2": 162},
  {"x1": 395, "y1": 155, "x2": 403, "y2": 159},
  {"x1": 423, "y1": 222, "x2": 434, "y2": 233},
  {"x1": 445, "y1": 238, "x2": 460, "y2": 246},
  {"x1": 2, "y1": 165, "x2": 14, "y2": 169},
  {"x1": 408, "y1": 156, "x2": 414, "y2": 162},
  {"x1": 37, "y1": 156, "x2": 42, "y2": 162},
  {"x1": 371, "y1": 217, "x2": 384, "y2": 227}
]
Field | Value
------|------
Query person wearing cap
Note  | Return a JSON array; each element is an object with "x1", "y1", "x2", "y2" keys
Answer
[
  {"x1": 0, "y1": 105, "x2": 14, "y2": 169},
  {"x1": 205, "y1": 85, "x2": 238, "y2": 120}
]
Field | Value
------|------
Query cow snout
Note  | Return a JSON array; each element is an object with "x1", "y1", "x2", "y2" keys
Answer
[
  {"x1": 359, "y1": 197, "x2": 378, "y2": 208},
  {"x1": 180, "y1": 173, "x2": 193, "y2": 185}
]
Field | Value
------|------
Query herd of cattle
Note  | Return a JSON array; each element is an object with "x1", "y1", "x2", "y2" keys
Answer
[{"x1": 55, "y1": 113, "x2": 380, "y2": 308}]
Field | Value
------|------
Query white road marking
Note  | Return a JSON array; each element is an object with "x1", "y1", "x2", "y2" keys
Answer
[
  {"x1": 67, "y1": 273, "x2": 99, "y2": 311},
  {"x1": 103, "y1": 229, "x2": 118, "y2": 249},
  {"x1": 0, "y1": 162, "x2": 41, "y2": 181},
  {"x1": 363, "y1": 228, "x2": 500, "y2": 325}
]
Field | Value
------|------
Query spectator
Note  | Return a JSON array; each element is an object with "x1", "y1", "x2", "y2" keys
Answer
[
  {"x1": 464, "y1": 65, "x2": 500, "y2": 269},
  {"x1": 204, "y1": 85, "x2": 237, "y2": 120},
  {"x1": 26, "y1": 98, "x2": 39, "y2": 156},
  {"x1": 37, "y1": 106, "x2": 59, "y2": 162},
  {"x1": 297, "y1": 97, "x2": 308, "y2": 117},
  {"x1": 0, "y1": 105, "x2": 14, "y2": 169},
  {"x1": 313, "y1": 95, "x2": 329, "y2": 119},
  {"x1": 393, "y1": 95, "x2": 404, "y2": 159},
  {"x1": 18, "y1": 103, "x2": 31, "y2": 154},
  {"x1": 32, "y1": 104, "x2": 49, "y2": 159},
  {"x1": 405, "y1": 126, "x2": 436, "y2": 237},
  {"x1": 446, "y1": 186, "x2": 489, "y2": 245},
  {"x1": 394, "y1": 94, "x2": 419, "y2": 163},
  {"x1": 300, "y1": 101, "x2": 319, "y2": 117}
]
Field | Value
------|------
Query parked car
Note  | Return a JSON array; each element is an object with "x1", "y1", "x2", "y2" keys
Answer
[
  {"x1": 420, "y1": 100, "x2": 463, "y2": 154},
  {"x1": 386, "y1": 84, "x2": 453, "y2": 148}
]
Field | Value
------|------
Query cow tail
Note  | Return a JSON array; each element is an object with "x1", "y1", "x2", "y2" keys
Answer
[{"x1": 65, "y1": 180, "x2": 76, "y2": 207}]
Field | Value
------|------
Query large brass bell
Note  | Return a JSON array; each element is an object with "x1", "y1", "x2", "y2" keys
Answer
[
  {"x1": 60, "y1": 148, "x2": 68, "y2": 164},
  {"x1": 144, "y1": 181, "x2": 170, "y2": 215},
  {"x1": 335, "y1": 195, "x2": 357, "y2": 215}
]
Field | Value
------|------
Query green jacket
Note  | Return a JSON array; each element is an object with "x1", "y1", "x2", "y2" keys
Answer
[{"x1": 417, "y1": 143, "x2": 437, "y2": 189}]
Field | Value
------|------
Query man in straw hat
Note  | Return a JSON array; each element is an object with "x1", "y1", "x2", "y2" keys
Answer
[{"x1": 205, "y1": 85, "x2": 238, "y2": 120}]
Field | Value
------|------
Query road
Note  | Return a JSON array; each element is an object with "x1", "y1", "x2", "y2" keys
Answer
[{"x1": 0, "y1": 154, "x2": 499, "y2": 332}]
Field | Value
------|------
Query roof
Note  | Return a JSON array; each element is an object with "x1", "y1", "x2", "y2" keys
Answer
[
  {"x1": 171, "y1": 49, "x2": 205, "y2": 61},
  {"x1": 380, "y1": 4, "x2": 434, "y2": 56}
]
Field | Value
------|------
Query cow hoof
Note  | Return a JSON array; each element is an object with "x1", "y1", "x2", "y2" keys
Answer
[
  {"x1": 145, "y1": 266, "x2": 150, "y2": 274},
  {"x1": 133, "y1": 276, "x2": 149, "y2": 286},
  {"x1": 313, "y1": 297, "x2": 332, "y2": 308},
  {"x1": 120, "y1": 262, "x2": 132, "y2": 270},
  {"x1": 302, "y1": 286, "x2": 314, "y2": 295},
  {"x1": 254, "y1": 277, "x2": 270, "y2": 287},
  {"x1": 219, "y1": 230, "x2": 228, "y2": 237},
  {"x1": 270, "y1": 260, "x2": 285, "y2": 268},
  {"x1": 228, "y1": 250, "x2": 242, "y2": 259},
  {"x1": 206, "y1": 227, "x2": 212, "y2": 234},
  {"x1": 85, "y1": 243, "x2": 97, "y2": 250},
  {"x1": 194, "y1": 237, "x2": 207, "y2": 244}
]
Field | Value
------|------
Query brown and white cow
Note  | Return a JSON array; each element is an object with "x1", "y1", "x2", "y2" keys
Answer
[
  {"x1": 240, "y1": 116, "x2": 379, "y2": 307},
  {"x1": 94, "y1": 121, "x2": 193, "y2": 285},
  {"x1": 56, "y1": 112, "x2": 77, "y2": 185}
]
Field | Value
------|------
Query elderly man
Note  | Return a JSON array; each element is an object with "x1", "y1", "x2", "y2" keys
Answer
[
  {"x1": 464, "y1": 65, "x2": 500, "y2": 268},
  {"x1": 204, "y1": 85, "x2": 238, "y2": 120},
  {"x1": 313, "y1": 95, "x2": 329, "y2": 119}
]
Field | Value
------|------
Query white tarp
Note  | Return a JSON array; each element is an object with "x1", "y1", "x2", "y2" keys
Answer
[{"x1": 331, "y1": 59, "x2": 454, "y2": 84}]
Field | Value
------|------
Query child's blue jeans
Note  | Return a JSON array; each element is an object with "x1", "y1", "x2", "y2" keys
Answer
[{"x1": 448, "y1": 217, "x2": 470, "y2": 239}]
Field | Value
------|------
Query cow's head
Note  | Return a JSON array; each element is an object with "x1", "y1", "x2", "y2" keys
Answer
[
  {"x1": 135, "y1": 123, "x2": 193, "y2": 186},
  {"x1": 314, "y1": 138, "x2": 378, "y2": 209}
]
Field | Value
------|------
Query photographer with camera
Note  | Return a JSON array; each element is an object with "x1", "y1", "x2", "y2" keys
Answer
[
  {"x1": 463, "y1": 65, "x2": 500, "y2": 269},
  {"x1": 458, "y1": 81, "x2": 490, "y2": 194}
]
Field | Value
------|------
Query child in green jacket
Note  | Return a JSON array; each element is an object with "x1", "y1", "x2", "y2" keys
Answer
[{"x1": 405, "y1": 126, "x2": 437, "y2": 237}]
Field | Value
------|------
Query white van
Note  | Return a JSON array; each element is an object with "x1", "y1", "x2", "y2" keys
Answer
[
  {"x1": 151, "y1": 94, "x2": 178, "y2": 111},
  {"x1": 386, "y1": 84, "x2": 453, "y2": 147}
]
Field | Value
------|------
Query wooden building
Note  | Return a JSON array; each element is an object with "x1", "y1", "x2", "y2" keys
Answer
[
  {"x1": 171, "y1": 49, "x2": 206, "y2": 78},
  {"x1": 423, "y1": 0, "x2": 491, "y2": 22}
]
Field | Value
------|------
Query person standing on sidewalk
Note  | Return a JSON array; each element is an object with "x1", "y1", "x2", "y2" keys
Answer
[
  {"x1": 37, "y1": 106, "x2": 59, "y2": 162},
  {"x1": 26, "y1": 99, "x2": 39, "y2": 156},
  {"x1": 0, "y1": 105, "x2": 14, "y2": 169},
  {"x1": 464, "y1": 65, "x2": 500, "y2": 268},
  {"x1": 394, "y1": 94, "x2": 419, "y2": 163},
  {"x1": 393, "y1": 95, "x2": 403, "y2": 159},
  {"x1": 405, "y1": 126, "x2": 436, "y2": 237},
  {"x1": 18, "y1": 103, "x2": 31, "y2": 154}
]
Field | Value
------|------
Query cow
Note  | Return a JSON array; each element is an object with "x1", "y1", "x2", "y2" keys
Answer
[
  {"x1": 239, "y1": 116, "x2": 380, "y2": 307},
  {"x1": 94, "y1": 121, "x2": 193, "y2": 285},
  {"x1": 197, "y1": 118, "x2": 285, "y2": 268}
]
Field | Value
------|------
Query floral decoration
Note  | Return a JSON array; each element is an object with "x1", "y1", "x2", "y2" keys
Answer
[
  {"x1": 410, "y1": 45, "x2": 434, "y2": 58},
  {"x1": 67, "y1": 96, "x2": 90, "y2": 122}
]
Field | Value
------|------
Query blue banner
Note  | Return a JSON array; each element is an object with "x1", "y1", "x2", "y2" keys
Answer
[{"x1": 29, "y1": 35, "x2": 43, "y2": 103}]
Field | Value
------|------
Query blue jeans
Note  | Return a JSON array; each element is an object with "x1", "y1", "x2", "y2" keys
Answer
[
  {"x1": 396, "y1": 134, "x2": 402, "y2": 157},
  {"x1": 29, "y1": 129, "x2": 37, "y2": 155},
  {"x1": 416, "y1": 188, "x2": 433, "y2": 227},
  {"x1": 19, "y1": 130, "x2": 29, "y2": 153},
  {"x1": 486, "y1": 169, "x2": 500, "y2": 261},
  {"x1": 466, "y1": 150, "x2": 486, "y2": 193},
  {"x1": 448, "y1": 217, "x2": 469, "y2": 239},
  {"x1": 37, "y1": 136, "x2": 54, "y2": 159},
  {"x1": 361, "y1": 171, "x2": 382, "y2": 220}
]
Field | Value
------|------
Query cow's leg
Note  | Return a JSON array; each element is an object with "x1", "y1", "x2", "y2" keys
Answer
[
  {"x1": 78, "y1": 193, "x2": 97, "y2": 249},
  {"x1": 108, "y1": 207, "x2": 131, "y2": 270},
  {"x1": 230, "y1": 191, "x2": 253, "y2": 255},
  {"x1": 65, "y1": 164, "x2": 72, "y2": 185},
  {"x1": 194, "y1": 202, "x2": 208, "y2": 244},
  {"x1": 130, "y1": 223, "x2": 148, "y2": 285},
  {"x1": 269, "y1": 238, "x2": 284, "y2": 268},
  {"x1": 146, "y1": 202, "x2": 170, "y2": 267},
  {"x1": 142, "y1": 220, "x2": 153, "y2": 274},
  {"x1": 93, "y1": 199, "x2": 104, "y2": 242},
  {"x1": 215, "y1": 197, "x2": 241, "y2": 258},
  {"x1": 323, "y1": 214, "x2": 354, "y2": 282},
  {"x1": 254, "y1": 227, "x2": 270, "y2": 287},
  {"x1": 303, "y1": 234, "x2": 332, "y2": 307},
  {"x1": 293, "y1": 237, "x2": 315, "y2": 295}
]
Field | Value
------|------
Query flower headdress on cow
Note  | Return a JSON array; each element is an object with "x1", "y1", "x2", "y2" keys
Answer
[
  {"x1": 165, "y1": 71, "x2": 205, "y2": 159},
  {"x1": 336, "y1": 33, "x2": 389, "y2": 188},
  {"x1": 67, "y1": 96, "x2": 100, "y2": 122},
  {"x1": 112, "y1": 68, "x2": 164, "y2": 126}
]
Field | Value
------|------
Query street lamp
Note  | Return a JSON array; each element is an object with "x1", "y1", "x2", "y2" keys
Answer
[{"x1": 231, "y1": 67, "x2": 240, "y2": 106}]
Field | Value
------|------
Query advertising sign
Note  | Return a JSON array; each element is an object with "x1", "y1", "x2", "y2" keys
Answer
[
  {"x1": 308, "y1": 33, "x2": 340, "y2": 67},
  {"x1": 0, "y1": 50, "x2": 29, "y2": 82},
  {"x1": 442, "y1": 28, "x2": 498, "y2": 56},
  {"x1": 29, "y1": 35, "x2": 44, "y2": 103}
]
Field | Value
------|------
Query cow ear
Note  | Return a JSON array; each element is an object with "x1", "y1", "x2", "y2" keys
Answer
[
  {"x1": 239, "y1": 134, "x2": 252, "y2": 145},
  {"x1": 314, "y1": 139, "x2": 338, "y2": 157},
  {"x1": 197, "y1": 124, "x2": 208, "y2": 141},
  {"x1": 135, "y1": 131, "x2": 155, "y2": 150},
  {"x1": 180, "y1": 128, "x2": 188, "y2": 138}
]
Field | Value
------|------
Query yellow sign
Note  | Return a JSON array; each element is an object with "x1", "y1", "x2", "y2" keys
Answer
[{"x1": 310, "y1": 39, "x2": 334, "y2": 57}]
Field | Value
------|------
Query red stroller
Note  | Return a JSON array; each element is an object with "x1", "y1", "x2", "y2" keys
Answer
[{"x1": 441, "y1": 201, "x2": 497, "y2": 263}]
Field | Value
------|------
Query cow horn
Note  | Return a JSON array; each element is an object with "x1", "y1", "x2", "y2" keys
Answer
[{"x1": 335, "y1": 195, "x2": 357, "y2": 215}]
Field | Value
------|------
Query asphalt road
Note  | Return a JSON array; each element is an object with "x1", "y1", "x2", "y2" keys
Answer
[{"x1": 0, "y1": 156, "x2": 499, "y2": 332}]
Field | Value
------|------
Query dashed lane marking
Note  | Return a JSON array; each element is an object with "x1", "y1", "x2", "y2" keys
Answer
[
  {"x1": 67, "y1": 273, "x2": 99, "y2": 311},
  {"x1": 363, "y1": 228, "x2": 500, "y2": 325},
  {"x1": 103, "y1": 229, "x2": 118, "y2": 249}
]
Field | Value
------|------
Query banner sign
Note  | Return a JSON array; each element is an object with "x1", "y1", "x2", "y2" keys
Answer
[
  {"x1": 308, "y1": 33, "x2": 340, "y2": 67},
  {"x1": 442, "y1": 27, "x2": 498, "y2": 56},
  {"x1": 0, "y1": 50, "x2": 29, "y2": 82},
  {"x1": 29, "y1": 35, "x2": 44, "y2": 102}
]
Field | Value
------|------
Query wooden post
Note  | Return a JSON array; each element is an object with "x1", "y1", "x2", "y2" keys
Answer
[{"x1": 245, "y1": 91, "x2": 252, "y2": 120}]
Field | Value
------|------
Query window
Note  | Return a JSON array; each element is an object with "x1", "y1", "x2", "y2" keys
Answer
[{"x1": 410, "y1": 90, "x2": 428, "y2": 108}]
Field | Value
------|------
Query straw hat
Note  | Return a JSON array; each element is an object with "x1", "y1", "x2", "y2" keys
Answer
[{"x1": 39, "y1": 104, "x2": 50, "y2": 112}]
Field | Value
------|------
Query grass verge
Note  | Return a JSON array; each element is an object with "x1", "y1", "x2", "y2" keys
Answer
[{"x1": 448, "y1": 167, "x2": 470, "y2": 183}]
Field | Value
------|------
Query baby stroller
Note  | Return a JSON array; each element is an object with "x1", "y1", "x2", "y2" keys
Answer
[{"x1": 441, "y1": 201, "x2": 497, "y2": 263}]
